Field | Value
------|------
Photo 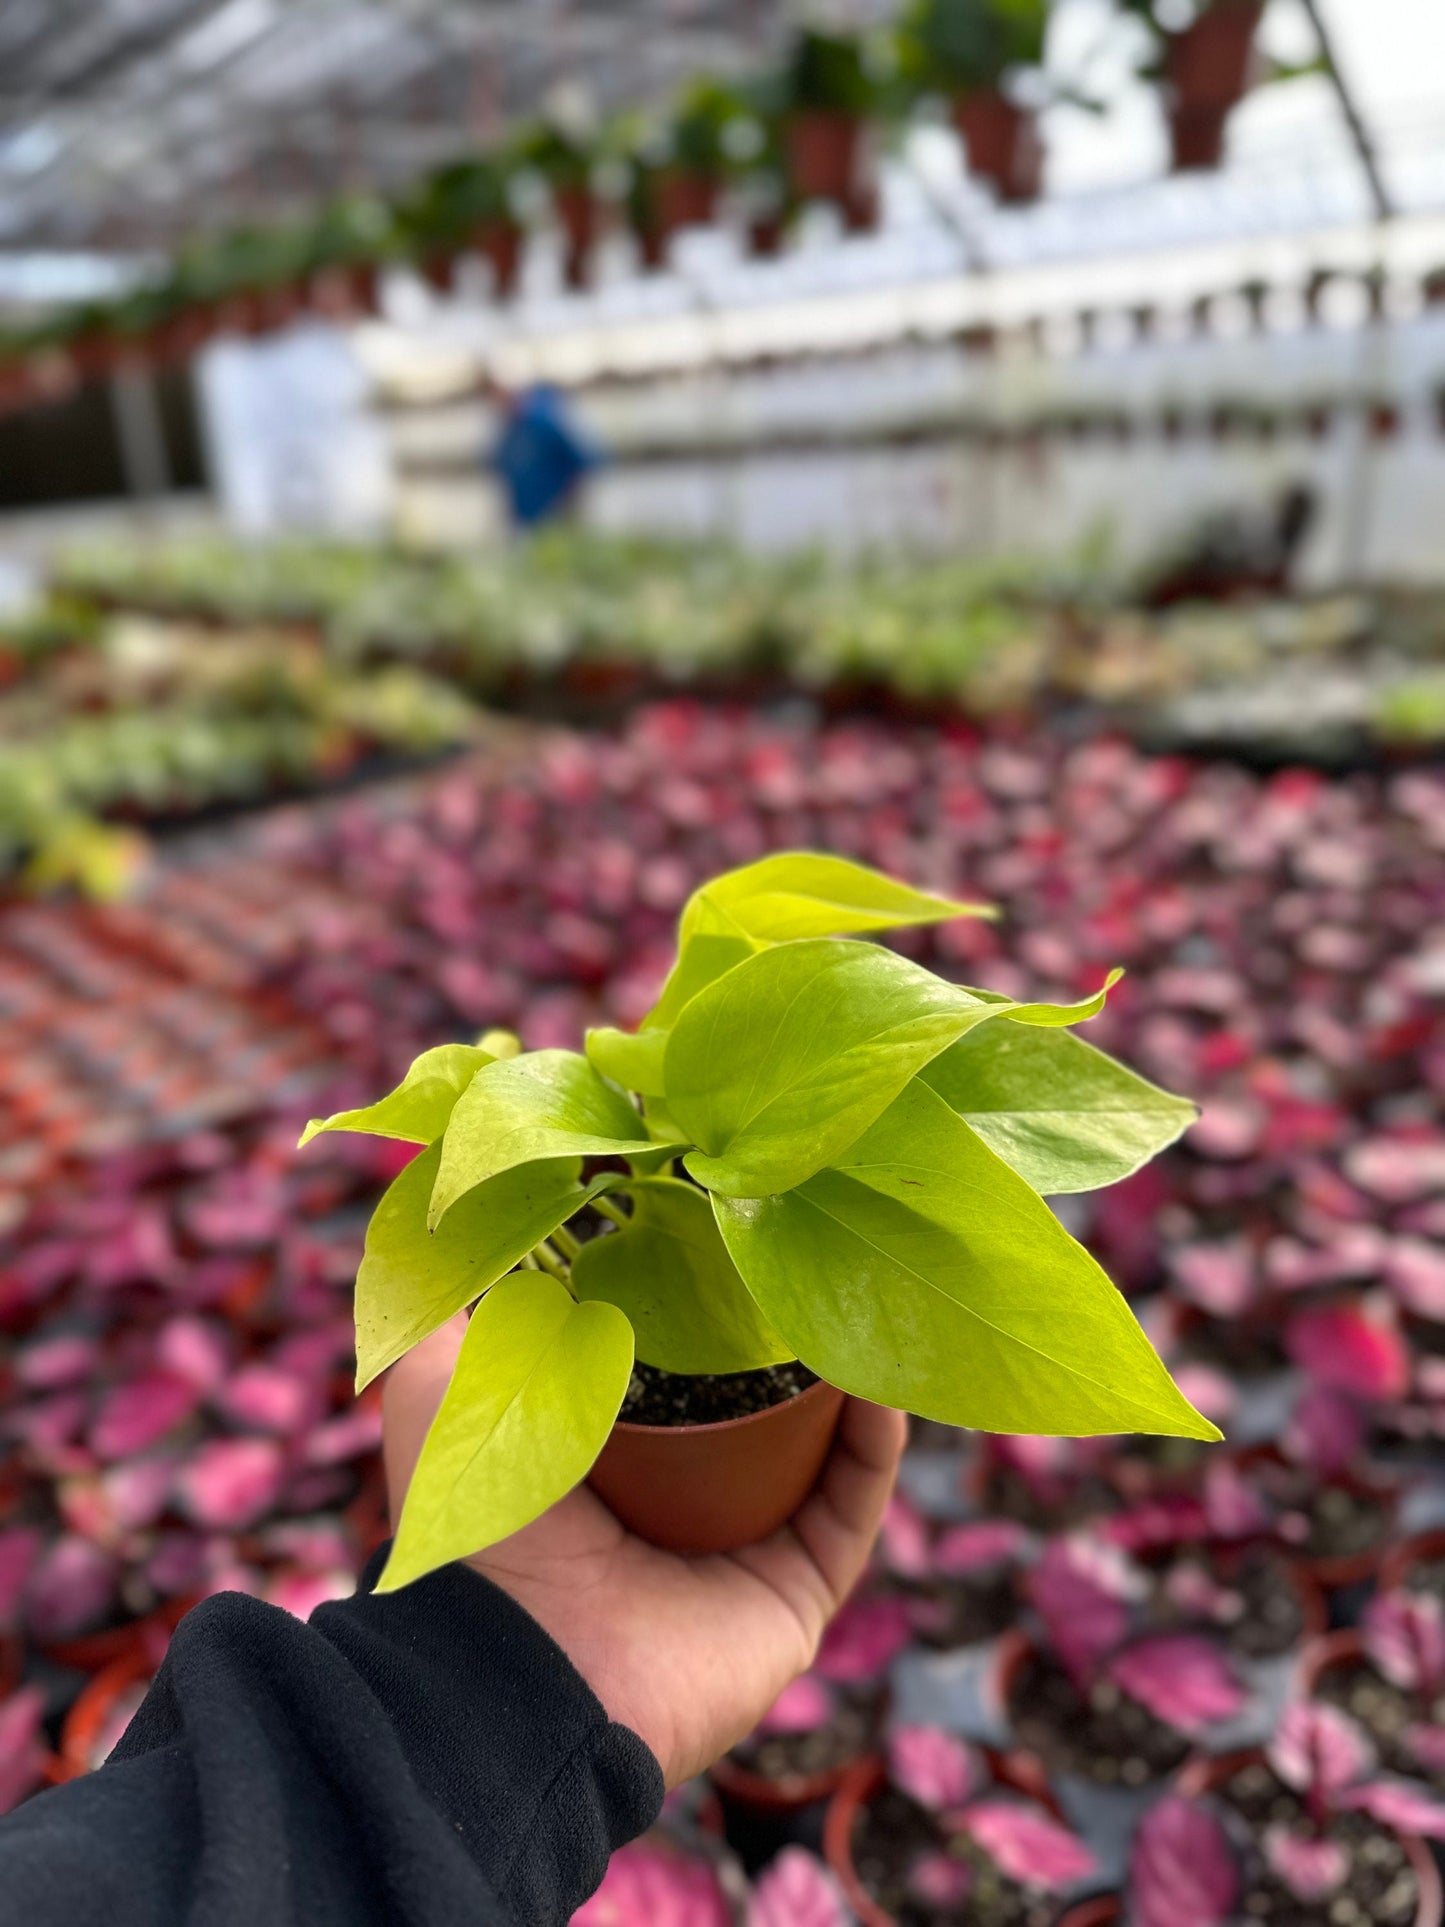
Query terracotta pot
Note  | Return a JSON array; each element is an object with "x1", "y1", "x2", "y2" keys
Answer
[
  {"x1": 822, "y1": 1757, "x2": 895, "y2": 1927},
  {"x1": 655, "y1": 169, "x2": 719, "y2": 235},
  {"x1": 1380, "y1": 1527, "x2": 1445, "y2": 1594},
  {"x1": 711, "y1": 1734, "x2": 868, "y2": 1816},
  {"x1": 55, "y1": 1645, "x2": 155, "y2": 1780},
  {"x1": 748, "y1": 212, "x2": 787, "y2": 258},
  {"x1": 952, "y1": 93, "x2": 1042, "y2": 204},
  {"x1": 420, "y1": 249, "x2": 458, "y2": 295},
  {"x1": 1057, "y1": 1904, "x2": 1119, "y2": 1927},
  {"x1": 1166, "y1": 0, "x2": 1262, "y2": 172},
  {"x1": 1177, "y1": 1748, "x2": 1442, "y2": 1927},
  {"x1": 587, "y1": 1376, "x2": 845, "y2": 1553},
  {"x1": 552, "y1": 185, "x2": 596, "y2": 289},
  {"x1": 1167, "y1": 1, "x2": 1264, "y2": 110},
  {"x1": 825, "y1": 1745, "x2": 1077, "y2": 1926},
  {"x1": 470, "y1": 220, "x2": 522, "y2": 297},
  {"x1": 786, "y1": 110, "x2": 864, "y2": 205}
]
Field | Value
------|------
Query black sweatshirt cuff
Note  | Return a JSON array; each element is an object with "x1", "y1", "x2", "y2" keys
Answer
[{"x1": 312, "y1": 1547, "x2": 665, "y2": 1921}]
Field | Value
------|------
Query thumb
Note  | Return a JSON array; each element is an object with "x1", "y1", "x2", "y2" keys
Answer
[{"x1": 381, "y1": 1312, "x2": 467, "y2": 1526}]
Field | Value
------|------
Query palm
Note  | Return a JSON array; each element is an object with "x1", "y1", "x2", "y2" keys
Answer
[{"x1": 384, "y1": 1319, "x2": 905, "y2": 1786}]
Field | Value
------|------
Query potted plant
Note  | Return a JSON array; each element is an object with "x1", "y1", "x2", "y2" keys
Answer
[
  {"x1": 1121, "y1": 0, "x2": 1265, "y2": 172},
  {"x1": 650, "y1": 79, "x2": 755, "y2": 238},
  {"x1": 1302, "y1": 1589, "x2": 1445, "y2": 1797},
  {"x1": 299, "y1": 851, "x2": 1215, "y2": 1593},
  {"x1": 515, "y1": 120, "x2": 599, "y2": 290},
  {"x1": 896, "y1": 0, "x2": 1047, "y2": 204},
  {"x1": 401, "y1": 157, "x2": 521, "y2": 297},
  {"x1": 1123, "y1": 1720, "x2": 1445, "y2": 1926},
  {"x1": 779, "y1": 28, "x2": 883, "y2": 217},
  {"x1": 825, "y1": 1726, "x2": 1099, "y2": 1925},
  {"x1": 303, "y1": 193, "x2": 397, "y2": 320}
]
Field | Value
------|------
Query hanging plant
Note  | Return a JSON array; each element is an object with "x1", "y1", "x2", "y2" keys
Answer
[
  {"x1": 779, "y1": 28, "x2": 885, "y2": 217},
  {"x1": 1119, "y1": 0, "x2": 1315, "y2": 173},
  {"x1": 303, "y1": 193, "x2": 398, "y2": 320},
  {"x1": 400, "y1": 157, "x2": 521, "y2": 297},
  {"x1": 896, "y1": 0, "x2": 1047, "y2": 204},
  {"x1": 300, "y1": 851, "x2": 1214, "y2": 1593},
  {"x1": 514, "y1": 120, "x2": 600, "y2": 290}
]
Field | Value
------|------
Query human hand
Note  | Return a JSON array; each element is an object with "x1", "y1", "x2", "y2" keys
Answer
[{"x1": 383, "y1": 1314, "x2": 907, "y2": 1787}]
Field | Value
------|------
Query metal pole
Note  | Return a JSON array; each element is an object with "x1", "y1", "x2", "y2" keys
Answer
[{"x1": 1297, "y1": 0, "x2": 1392, "y2": 224}]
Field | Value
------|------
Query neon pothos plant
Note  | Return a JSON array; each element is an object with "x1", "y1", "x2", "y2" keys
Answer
[{"x1": 300, "y1": 854, "x2": 1216, "y2": 1592}]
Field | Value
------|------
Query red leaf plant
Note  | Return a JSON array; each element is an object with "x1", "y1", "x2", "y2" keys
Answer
[
  {"x1": 1262, "y1": 1700, "x2": 1445, "y2": 1899},
  {"x1": 1029, "y1": 1535, "x2": 1247, "y2": 1738}
]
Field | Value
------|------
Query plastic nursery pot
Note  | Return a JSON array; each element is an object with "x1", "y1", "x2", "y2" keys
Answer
[
  {"x1": 587, "y1": 1376, "x2": 845, "y2": 1555},
  {"x1": 951, "y1": 93, "x2": 1042, "y2": 205},
  {"x1": 710, "y1": 1727, "x2": 874, "y2": 1816},
  {"x1": 1056, "y1": 1904, "x2": 1119, "y2": 1927},
  {"x1": 1165, "y1": 0, "x2": 1263, "y2": 171},
  {"x1": 552, "y1": 186, "x2": 596, "y2": 290},
  {"x1": 824, "y1": 1746, "x2": 1076, "y2": 1926},
  {"x1": 1380, "y1": 1527, "x2": 1445, "y2": 1594},
  {"x1": 1176, "y1": 1748, "x2": 1443, "y2": 1927},
  {"x1": 785, "y1": 110, "x2": 864, "y2": 205},
  {"x1": 53, "y1": 1645, "x2": 155, "y2": 1782},
  {"x1": 822, "y1": 1757, "x2": 895, "y2": 1927}
]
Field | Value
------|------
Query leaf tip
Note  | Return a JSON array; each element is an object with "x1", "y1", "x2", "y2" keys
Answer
[{"x1": 297, "y1": 1119, "x2": 325, "y2": 1149}]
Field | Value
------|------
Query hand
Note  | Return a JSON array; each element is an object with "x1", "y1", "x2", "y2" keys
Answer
[{"x1": 383, "y1": 1315, "x2": 907, "y2": 1787}]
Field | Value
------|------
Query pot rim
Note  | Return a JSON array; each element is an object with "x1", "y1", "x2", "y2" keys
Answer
[{"x1": 607, "y1": 1371, "x2": 840, "y2": 1441}]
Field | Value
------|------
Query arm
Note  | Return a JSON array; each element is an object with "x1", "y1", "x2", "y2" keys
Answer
[{"x1": 0, "y1": 1551, "x2": 661, "y2": 1927}]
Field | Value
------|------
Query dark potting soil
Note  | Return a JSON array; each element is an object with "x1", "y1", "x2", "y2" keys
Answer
[
  {"x1": 727, "y1": 1684, "x2": 880, "y2": 1783},
  {"x1": 853, "y1": 1786, "x2": 1056, "y2": 1927},
  {"x1": 1008, "y1": 1650, "x2": 1189, "y2": 1787},
  {"x1": 978, "y1": 1468, "x2": 1116, "y2": 1536},
  {"x1": 904, "y1": 1571, "x2": 1019, "y2": 1650},
  {"x1": 1149, "y1": 1549, "x2": 1307, "y2": 1661},
  {"x1": 1316, "y1": 1657, "x2": 1445, "y2": 1794},
  {"x1": 1215, "y1": 1759, "x2": 1419, "y2": 1927},
  {"x1": 618, "y1": 1358, "x2": 819, "y2": 1427},
  {"x1": 1296, "y1": 1482, "x2": 1392, "y2": 1565}
]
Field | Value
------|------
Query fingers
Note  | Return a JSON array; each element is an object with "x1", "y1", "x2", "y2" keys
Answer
[
  {"x1": 381, "y1": 1312, "x2": 467, "y2": 1522},
  {"x1": 788, "y1": 1396, "x2": 908, "y2": 1611}
]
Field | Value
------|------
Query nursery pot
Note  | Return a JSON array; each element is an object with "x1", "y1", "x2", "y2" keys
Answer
[
  {"x1": 1380, "y1": 1527, "x2": 1445, "y2": 1594},
  {"x1": 470, "y1": 220, "x2": 522, "y2": 297},
  {"x1": 1176, "y1": 1749, "x2": 1442, "y2": 1927},
  {"x1": 822, "y1": 1757, "x2": 896, "y2": 1927},
  {"x1": 552, "y1": 185, "x2": 596, "y2": 289},
  {"x1": 785, "y1": 110, "x2": 864, "y2": 206},
  {"x1": 654, "y1": 169, "x2": 720, "y2": 235},
  {"x1": 587, "y1": 1376, "x2": 845, "y2": 1554},
  {"x1": 1165, "y1": 0, "x2": 1263, "y2": 171},
  {"x1": 951, "y1": 93, "x2": 1042, "y2": 205}
]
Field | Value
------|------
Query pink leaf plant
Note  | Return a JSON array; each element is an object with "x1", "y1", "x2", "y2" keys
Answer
[
  {"x1": 1129, "y1": 1794, "x2": 1239, "y2": 1927},
  {"x1": 748, "y1": 1848, "x2": 849, "y2": 1927}
]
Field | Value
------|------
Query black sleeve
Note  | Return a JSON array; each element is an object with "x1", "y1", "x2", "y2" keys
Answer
[{"x1": 0, "y1": 1548, "x2": 664, "y2": 1927}]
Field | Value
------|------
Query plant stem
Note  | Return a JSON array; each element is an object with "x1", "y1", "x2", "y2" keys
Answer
[
  {"x1": 592, "y1": 1196, "x2": 630, "y2": 1229},
  {"x1": 519, "y1": 1251, "x2": 540, "y2": 1269},
  {"x1": 550, "y1": 1224, "x2": 581, "y2": 1260},
  {"x1": 531, "y1": 1240, "x2": 570, "y2": 1282}
]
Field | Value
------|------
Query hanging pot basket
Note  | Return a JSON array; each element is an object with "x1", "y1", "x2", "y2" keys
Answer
[
  {"x1": 952, "y1": 93, "x2": 1042, "y2": 205},
  {"x1": 470, "y1": 219, "x2": 522, "y2": 298},
  {"x1": 654, "y1": 169, "x2": 720, "y2": 236},
  {"x1": 552, "y1": 185, "x2": 597, "y2": 290}
]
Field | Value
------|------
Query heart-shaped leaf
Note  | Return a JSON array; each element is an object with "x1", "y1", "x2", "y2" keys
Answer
[
  {"x1": 680, "y1": 851, "x2": 990, "y2": 947},
  {"x1": 299, "y1": 1043, "x2": 495, "y2": 1148},
  {"x1": 431, "y1": 1050, "x2": 674, "y2": 1227},
  {"x1": 1029, "y1": 1534, "x2": 1143, "y2": 1686},
  {"x1": 713, "y1": 1078, "x2": 1218, "y2": 1438},
  {"x1": 670, "y1": 941, "x2": 1028, "y2": 1199},
  {"x1": 922, "y1": 1019, "x2": 1195, "y2": 1196},
  {"x1": 747, "y1": 1847, "x2": 850, "y2": 1927},
  {"x1": 354, "y1": 1140, "x2": 624, "y2": 1388},
  {"x1": 585, "y1": 1025, "x2": 668, "y2": 1097},
  {"x1": 571, "y1": 1177, "x2": 789, "y2": 1374},
  {"x1": 1342, "y1": 1778, "x2": 1445, "y2": 1838},
  {"x1": 379, "y1": 1272, "x2": 633, "y2": 1590}
]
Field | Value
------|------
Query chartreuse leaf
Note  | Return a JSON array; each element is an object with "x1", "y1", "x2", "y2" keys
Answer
[
  {"x1": 1006, "y1": 967, "x2": 1124, "y2": 1026},
  {"x1": 712, "y1": 1077, "x2": 1218, "y2": 1440},
  {"x1": 377, "y1": 1272, "x2": 633, "y2": 1591},
  {"x1": 669, "y1": 939, "x2": 1027, "y2": 1199},
  {"x1": 922, "y1": 1022, "x2": 1197, "y2": 1195},
  {"x1": 430, "y1": 1049, "x2": 682, "y2": 1228},
  {"x1": 354, "y1": 1142, "x2": 625, "y2": 1390},
  {"x1": 585, "y1": 1025, "x2": 668, "y2": 1097},
  {"x1": 644, "y1": 931, "x2": 758, "y2": 1032},
  {"x1": 299, "y1": 1043, "x2": 494, "y2": 1148},
  {"x1": 572, "y1": 1178, "x2": 790, "y2": 1373},
  {"x1": 680, "y1": 852, "x2": 992, "y2": 946}
]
